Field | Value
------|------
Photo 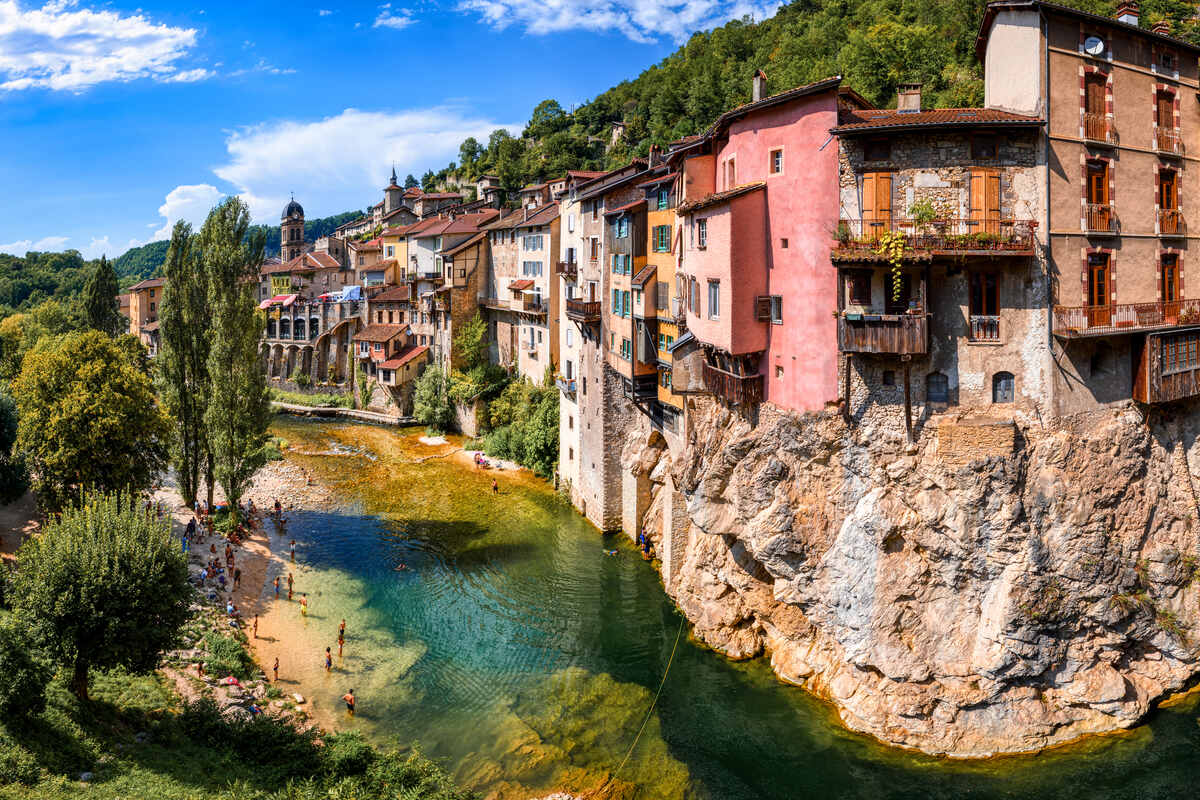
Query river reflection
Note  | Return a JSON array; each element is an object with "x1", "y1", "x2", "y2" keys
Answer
[{"x1": 267, "y1": 418, "x2": 1200, "y2": 799}]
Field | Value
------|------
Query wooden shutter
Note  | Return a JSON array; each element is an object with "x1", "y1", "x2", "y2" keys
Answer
[
  {"x1": 862, "y1": 172, "x2": 892, "y2": 223},
  {"x1": 1158, "y1": 92, "x2": 1173, "y2": 128},
  {"x1": 1161, "y1": 170, "x2": 1178, "y2": 211},
  {"x1": 1085, "y1": 74, "x2": 1106, "y2": 116},
  {"x1": 1087, "y1": 162, "x2": 1108, "y2": 205},
  {"x1": 970, "y1": 169, "x2": 1001, "y2": 231},
  {"x1": 755, "y1": 296, "x2": 771, "y2": 321}
]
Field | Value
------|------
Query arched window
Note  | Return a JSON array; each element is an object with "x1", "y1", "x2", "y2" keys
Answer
[
  {"x1": 992, "y1": 371, "x2": 1015, "y2": 404},
  {"x1": 926, "y1": 372, "x2": 949, "y2": 404}
]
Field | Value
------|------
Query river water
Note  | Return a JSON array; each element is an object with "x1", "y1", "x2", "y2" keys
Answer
[{"x1": 265, "y1": 418, "x2": 1200, "y2": 799}]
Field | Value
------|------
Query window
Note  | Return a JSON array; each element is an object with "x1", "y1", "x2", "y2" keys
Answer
[
  {"x1": 612, "y1": 288, "x2": 620, "y2": 313},
  {"x1": 696, "y1": 219, "x2": 707, "y2": 249},
  {"x1": 620, "y1": 338, "x2": 632, "y2": 360},
  {"x1": 612, "y1": 254, "x2": 620, "y2": 274},
  {"x1": 769, "y1": 148, "x2": 784, "y2": 174},
  {"x1": 566, "y1": 328, "x2": 573, "y2": 347},
  {"x1": 656, "y1": 280, "x2": 669, "y2": 311},
  {"x1": 780, "y1": 238, "x2": 788, "y2": 249},
  {"x1": 653, "y1": 225, "x2": 671, "y2": 252},
  {"x1": 1162, "y1": 331, "x2": 1200, "y2": 373},
  {"x1": 1086, "y1": 161, "x2": 1111, "y2": 232},
  {"x1": 1088, "y1": 253, "x2": 1110, "y2": 318},
  {"x1": 689, "y1": 277, "x2": 699, "y2": 313},
  {"x1": 590, "y1": 239, "x2": 600, "y2": 260},
  {"x1": 591, "y1": 201, "x2": 599, "y2": 221},
  {"x1": 1160, "y1": 168, "x2": 1179, "y2": 211},
  {"x1": 567, "y1": 214, "x2": 575, "y2": 233},
  {"x1": 524, "y1": 234, "x2": 543, "y2": 250},
  {"x1": 1084, "y1": 72, "x2": 1107, "y2": 140},
  {"x1": 634, "y1": 288, "x2": 642, "y2": 306},
  {"x1": 1157, "y1": 91, "x2": 1175, "y2": 131},
  {"x1": 884, "y1": 274, "x2": 912, "y2": 315},
  {"x1": 707, "y1": 280, "x2": 720, "y2": 319},
  {"x1": 622, "y1": 290, "x2": 630, "y2": 317},
  {"x1": 861, "y1": 172, "x2": 893, "y2": 224},
  {"x1": 971, "y1": 135, "x2": 998, "y2": 160},
  {"x1": 992, "y1": 372, "x2": 1015, "y2": 404},
  {"x1": 1163, "y1": 254, "x2": 1180, "y2": 303},
  {"x1": 386, "y1": 245, "x2": 394, "y2": 257},
  {"x1": 568, "y1": 447, "x2": 574, "y2": 460},
  {"x1": 725, "y1": 157, "x2": 736, "y2": 188},
  {"x1": 848, "y1": 270, "x2": 872, "y2": 306},
  {"x1": 926, "y1": 372, "x2": 949, "y2": 404},
  {"x1": 1160, "y1": 50, "x2": 1177, "y2": 72},
  {"x1": 882, "y1": 370, "x2": 896, "y2": 386},
  {"x1": 770, "y1": 295, "x2": 783, "y2": 324},
  {"x1": 864, "y1": 138, "x2": 891, "y2": 161},
  {"x1": 969, "y1": 272, "x2": 999, "y2": 317},
  {"x1": 660, "y1": 370, "x2": 672, "y2": 389},
  {"x1": 657, "y1": 188, "x2": 669, "y2": 210},
  {"x1": 969, "y1": 168, "x2": 1001, "y2": 232},
  {"x1": 616, "y1": 217, "x2": 630, "y2": 239}
]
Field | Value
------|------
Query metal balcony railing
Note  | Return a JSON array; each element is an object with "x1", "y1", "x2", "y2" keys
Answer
[
  {"x1": 1159, "y1": 209, "x2": 1185, "y2": 236},
  {"x1": 1085, "y1": 204, "x2": 1117, "y2": 234},
  {"x1": 969, "y1": 315, "x2": 1000, "y2": 342},
  {"x1": 1083, "y1": 113, "x2": 1116, "y2": 145},
  {"x1": 1053, "y1": 299, "x2": 1200, "y2": 336},
  {"x1": 835, "y1": 218, "x2": 1036, "y2": 254},
  {"x1": 1155, "y1": 128, "x2": 1184, "y2": 157}
]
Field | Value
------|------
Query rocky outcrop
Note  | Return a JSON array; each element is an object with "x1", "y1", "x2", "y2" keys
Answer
[{"x1": 626, "y1": 399, "x2": 1200, "y2": 756}]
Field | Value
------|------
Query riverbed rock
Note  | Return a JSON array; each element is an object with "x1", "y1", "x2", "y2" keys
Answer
[{"x1": 621, "y1": 397, "x2": 1200, "y2": 756}]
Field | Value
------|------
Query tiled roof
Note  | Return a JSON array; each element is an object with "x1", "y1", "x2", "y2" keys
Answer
[
  {"x1": 128, "y1": 277, "x2": 165, "y2": 291},
  {"x1": 676, "y1": 182, "x2": 765, "y2": 215},
  {"x1": 631, "y1": 264, "x2": 657, "y2": 288},
  {"x1": 977, "y1": 1, "x2": 1200, "y2": 60},
  {"x1": 521, "y1": 182, "x2": 548, "y2": 192},
  {"x1": 604, "y1": 198, "x2": 646, "y2": 216},
  {"x1": 419, "y1": 192, "x2": 465, "y2": 200},
  {"x1": 508, "y1": 279, "x2": 534, "y2": 291},
  {"x1": 833, "y1": 107, "x2": 1042, "y2": 134},
  {"x1": 444, "y1": 231, "x2": 486, "y2": 257},
  {"x1": 483, "y1": 204, "x2": 559, "y2": 231},
  {"x1": 353, "y1": 324, "x2": 409, "y2": 343},
  {"x1": 638, "y1": 172, "x2": 678, "y2": 188},
  {"x1": 379, "y1": 345, "x2": 429, "y2": 370},
  {"x1": 576, "y1": 158, "x2": 650, "y2": 202},
  {"x1": 567, "y1": 170, "x2": 606, "y2": 180},
  {"x1": 262, "y1": 251, "x2": 346, "y2": 275},
  {"x1": 372, "y1": 286, "x2": 411, "y2": 303}
]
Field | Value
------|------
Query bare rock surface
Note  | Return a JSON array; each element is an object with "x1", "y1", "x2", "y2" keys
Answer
[{"x1": 633, "y1": 399, "x2": 1200, "y2": 756}]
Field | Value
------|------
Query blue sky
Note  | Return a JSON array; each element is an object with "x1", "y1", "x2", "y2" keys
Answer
[{"x1": 0, "y1": 0, "x2": 778, "y2": 260}]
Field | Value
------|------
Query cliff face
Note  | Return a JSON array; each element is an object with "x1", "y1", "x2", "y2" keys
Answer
[{"x1": 627, "y1": 399, "x2": 1200, "y2": 756}]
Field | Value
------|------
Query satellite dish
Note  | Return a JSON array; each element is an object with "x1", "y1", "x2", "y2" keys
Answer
[{"x1": 1084, "y1": 36, "x2": 1106, "y2": 56}]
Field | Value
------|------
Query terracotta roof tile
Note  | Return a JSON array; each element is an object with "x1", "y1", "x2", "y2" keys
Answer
[
  {"x1": 353, "y1": 324, "x2": 409, "y2": 343},
  {"x1": 128, "y1": 277, "x2": 165, "y2": 291},
  {"x1": 676, "y1": 182, "x2": 765, "y2": 215},
  {"x1": 604, "y1": 198, "x2": 646, "y2": 216},
  {"x1": 508, "y1": 279, "x2": 534, "y2": 291},
  {"x1": 638, "y1": 172, "x2": 677, "y2": 188},
  {"x1": 379, "y1": 345, "x2": 429, "y2": 370},
  {"x1": 372, "y1": 286, "x2": 411, "y2": 303},
  {"x1": 833, "y1": 107, "x2": 1042, "y2": 134}
]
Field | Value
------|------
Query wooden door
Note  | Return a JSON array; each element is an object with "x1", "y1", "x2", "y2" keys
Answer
[
  {"x1": 969, "y1": 169, "x2": 1002, "y2": 234},
  {"x1": 1157, "y1": 92, "x2": 1174, "y2": 130},
  {"x1": 1084, "y1": 74, "x2": 1107, "y2": 140},
  {"x1": 1087, "y1": 162, "x2": 1110, "y2": 230},
  {"x1": 1160, "y1": 170, "x2": 1179, "y2": 233},
  {"x1": 1088, "y1": 255, "x2": 1110, "y2": 328},
  {"x1": 1163, "y1": 255, "x2": 1180, "y2": 322},
  {"x1": 861, "y1": 172, "x2": 892, "y2": 236}
]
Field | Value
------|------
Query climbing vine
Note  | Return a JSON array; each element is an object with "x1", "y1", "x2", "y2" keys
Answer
[{"x1": 874, "y1": 230, "x2": 907, "y2": 304}]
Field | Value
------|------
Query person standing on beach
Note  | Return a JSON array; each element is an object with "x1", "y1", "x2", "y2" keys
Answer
[
  {"x1": 300, "y1": 593, "x2": 308, "y2": 616},
  {"x1": 287, "y1": 572, "x2": 294, "y2": 600},
  {"x1": 342, "y1": 689, "x2": 355, "y2": 714},
  {"x1": 253, "y1": 615, "x2": 258, "y2": 639},
  {"x1": 272, "y1": 657, "x2": 279, "y2": 681},
  {"x1": 274, "y1": 576, "x2": 280, "y2": 598},
  {"x1": 233, "y1": 567, "x2": 242, "y2": 589},
  {"x1": 324, "y1": 647, "x2": 332, "y2": 672},
  {"x1": 338, "y1": 628, "x2": 345, "y2": 657},
  {"x1": 492, "y1": 478, "x2": 498, "y2": 495}
]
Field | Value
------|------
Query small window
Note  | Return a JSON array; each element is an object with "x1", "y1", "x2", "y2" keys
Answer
[
  {"x1": 697, "y1": 219, "x2": 708, "y2": 249},
  {"x1": 848, "y1": 270, "x2": 872, "y2": 306},
  {"x1": 1161, "y1": 51, "x2": 1177, "y2": 71},
  {"x1": 568, "y1": 447, "x2": 574, "y2": 460},
  {"x1": 992, "y1": 371, "x2": 1015, "y2": 404},
  {"x1": 657, "y1": 188, "x2": 669, "y2": 210},
  {"x1": 775, "y1": 365, "x2": 784, "y2": 379},
  {"x1": 864, "y1": 138, "x2": 891, "y2": 161},
  {"x1": 926, "y1": 373, "x2": 949, "y2": 404},
  {"x1": 770, "y1": 295, "x2": 783, "y2": 324},
  {"x1": 971, "y1": 135, "x2": 998, "y2": 160},
  {"x1": 780, "y1": 238, "x2": 788, "y2": 249},
  {"x1": 882, "y1": 370, "x2": 896, "y2": 386},
  {"x1": 769, "y1": 148, "x2": 784, "y2": 174},
  {"x1": 707, "y1": 280, "x2": 720, "y2": 319}
]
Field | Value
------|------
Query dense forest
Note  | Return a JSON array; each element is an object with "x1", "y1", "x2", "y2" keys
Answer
[
  {"x1": 439, "y1": 0, "x2": 1200, "y2": 190},
  {"x1": 0, "y1": 251, "x2": 94, "y2": 314}
]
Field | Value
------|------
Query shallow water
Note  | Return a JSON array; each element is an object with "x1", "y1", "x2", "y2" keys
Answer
[{"x1": 263, "y1": 418, "x2": 1200, "y2": 799}]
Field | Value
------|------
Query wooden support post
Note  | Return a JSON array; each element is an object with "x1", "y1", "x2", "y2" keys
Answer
[
  {"x1": 843, "y1": 353, "x2": 852, "y2": 423},
  {"x1": 903, "y1": 357, "x2": 913, "y2": 443}
]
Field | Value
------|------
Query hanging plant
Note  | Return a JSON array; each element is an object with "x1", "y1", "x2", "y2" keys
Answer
[{"x1": 874, "y1": 230, "x2": 907, "y2": 303}]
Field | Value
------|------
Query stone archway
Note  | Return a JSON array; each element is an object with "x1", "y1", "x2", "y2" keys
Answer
[{"x1": 270, "y1": 344, "x2": 285, "y2": 378}]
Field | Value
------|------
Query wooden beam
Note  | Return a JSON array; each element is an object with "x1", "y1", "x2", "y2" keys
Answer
[{"x1": 843, "y1": 353, "x2": 852, "y2": 424}]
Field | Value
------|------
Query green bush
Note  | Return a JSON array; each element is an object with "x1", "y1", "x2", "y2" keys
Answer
[
  {"x1": 323, "y1": 730, "x2": 376, "y2": 779},
  {"x1": 481, "y1": 377, "x2": 558, "y2": 477},
  {"x1": 202, "y1": 632, "x2": 255, "y2": 681},
  {"x1": 0, "y1": 621, "x2": 48, "y2": 718},
  {"x1": 414, "y1": 365, "x2": 455, "y2": 433},
  {"x1": 269, "y1": 388, "x2": 354, "y2": 409},
  {"x1": 293, "y1": 372, "x2": 311, "y2": 388},
  {"x1": 0, "y1": 739, "x2": 38, "y2": 785}
]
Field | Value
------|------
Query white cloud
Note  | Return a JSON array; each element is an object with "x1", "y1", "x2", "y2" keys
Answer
[
  {"x1": 0, "y1": 0, "x2": 209, "y2": 91},
  {"x1": 81, "y1": 235, "x2": 142, "y2": 259},
  {"x1": 151, "y1": 184, "x2": 224, "y2": 241},
  {"x1": 213, "y1": 107, "x2": 518, "y2": 222},
  {"x1": 164, "y1": 67, "x2": 213, "y2": 83},
  {"x1": 373, "y1": 9, "x2": 414, "y2": 29},
  {"x1": 456, "y1": 0, "x2": 780, "y2": 42},
  {"x1": 318, "y1": 9, "x2": 333, "y2": 16},
  {"x1": 229, "y1": 58, "x2": 295, "y2": 77},
  {"x1": 0, "y1": 235, "x2": 69, "y2": 255}
]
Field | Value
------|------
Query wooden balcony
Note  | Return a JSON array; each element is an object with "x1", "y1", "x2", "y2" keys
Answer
[
  {"x1": 628, "y1": 373, "x2": 658, "y2": 402},
  {"x1": 556, "y1": 260, "x2": 578, "y2": 280},
  {"x1": 1154, "y1": 128, "x2": 1184, "y2": 158},
  {"x1": 1053, "y1": 299, "x2": 1200, "y2": 338},
  {"x1": 566, "y1": 298, "x2": 601, "y2": 323},
  {"x1": 513, "y1": 295, "x2": 547, "y2": 315},
  {"x1": 834, "y1": 218, "x2": 1036, "y2": 259},
  {"x1": 702, "y1": 362, "x2": 763, "y2": 406},
  {"x1": 1135, "y1": 330, "x2": 1200, "y2": 404},
  {"x1": 837, "y1": 313, "x2": 929, "y2": 355},
  {"x1": 1159, "y1": 209, "x2": 1186, "y2": 237},
  {"x1": 1085, "y1": 203, "x2": 1117, "y2": 234},
  {"x1": 1083, "y1": 113, "x2": 1117, "y2": 146}
]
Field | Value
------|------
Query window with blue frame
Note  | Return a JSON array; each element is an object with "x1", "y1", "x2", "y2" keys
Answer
[
  {"x1": 617, "y1": 217, "x2": 629, "y2": 238},
  {"x1": 657, "y1": 188, "x2": 669, "y2": 210}
]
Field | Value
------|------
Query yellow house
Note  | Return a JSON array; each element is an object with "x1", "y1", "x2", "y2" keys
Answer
[{"x1": 379, "y1": 225, "x2": 412, "y2": 284}]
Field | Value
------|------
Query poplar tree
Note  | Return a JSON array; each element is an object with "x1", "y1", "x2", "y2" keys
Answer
[
  {"x1": 200, "y1": 198, "x2": 271, "y2": 521},
  {"x1": 82, "y1": 254, "x2": 123, "y2": 336},
  {"x1": 156, "y1": 222, "x2": 211, "y2": 508}
]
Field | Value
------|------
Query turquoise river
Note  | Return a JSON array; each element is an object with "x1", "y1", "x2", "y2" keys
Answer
[{"x1": 263, "y1": 418, "x2": 1200, "y2": 799}]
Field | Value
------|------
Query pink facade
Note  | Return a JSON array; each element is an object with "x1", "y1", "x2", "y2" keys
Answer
[{"x1": 678, "y1": 86, "x2": 843, "y2": 413}]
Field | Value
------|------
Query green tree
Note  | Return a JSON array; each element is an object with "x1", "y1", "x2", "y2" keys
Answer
[
  {"x1": 404, "y1": 173, "x2": 419, "y2": 189},
  {"x1": 420, "y1": 170, "x2": 437, "y2": 191},
  {"x1": 156, "y1": 221, "x2": 211, "y2": 508},
  {"x1": 451, "y1": 311, "x2": 488, "y2": 371},
  {"x1": 11, "y1": 490, "x2": 191, "y2": 700},
  {"x1": 0, "y1": 619, "x2": 49, "y2": 718},
  {"x1": 82, "y1": 254, "x2": 123, "y2": 336},
  {"x1": 0, "y1": 391, "x2": 27, "y2": 503},
  {"x1": 12, "y1": 330, "x2": 170, "y2": 510},
  {"x1": 413, "y1": 364, "x2": 454, "y2": 432},
  {"x1": 201, "y1": 198, "x2": 271, "y2": 522},
  {"x1": 525, "y1": 99, "x2": 569, "y2": 139}
]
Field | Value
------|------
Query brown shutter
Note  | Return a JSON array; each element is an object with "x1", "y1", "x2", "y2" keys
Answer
[
  {"x1": 968, "y1": 171, "x2": 984, "y2": 224},
  {"x1": 755, "y1": 296, "x2": 771, "y2": 321},
  {"x1": 861, "y1": 173, "x2": 876, "y2": 219},
  {"x1": 1085, "y1": 74, "x2": 1106, "y2": 116},
  {"x1": 875, "y1": 173, "x2": 892, "y2": 222},
  {"x1": 1158, "y1": 92, "x2": 1173, "y2": 128}
]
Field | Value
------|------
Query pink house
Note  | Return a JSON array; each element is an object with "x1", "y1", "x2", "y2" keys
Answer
[{"x1": 672, "y1": 74, "x2": 871, "y2": 412}]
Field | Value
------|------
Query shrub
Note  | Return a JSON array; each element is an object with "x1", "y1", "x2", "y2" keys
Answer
[
  {"x1": 323, "y1": 730, "x2": 376, "y2": 779},
  {"x1": 0, "y1": 622, "x2": 49, "y2": 718},
  {"x1": 203, "y1": 632, "x2": 255, "y2": 681},
  {"x1": 293, "y1": 372, "x2": 311, "y2": 388},
  {"x1": 414, "y1": 365, "x2": 454, "y2": 433},
  {"x1": 0, "y1": 740, "x2": 38, "y2": 786}
]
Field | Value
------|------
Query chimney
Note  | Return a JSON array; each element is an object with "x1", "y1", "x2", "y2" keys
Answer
[
  {"x1": 752, "y1": 69, "x2": 767, "y2": 102},
  {"x1": 897, "y1": 83, "x2": 923, "y2": 112},
  {"x1": 523, "y1": 206, "x2": 529, "y2": 222},
  {"x1": 1152, "y1": 19, "x2": 1171, "y2": 34},
  {"x1": 648, "y1": 144, "x2": 662, "y2": 167},
  {"x1": 1115, "y1": 1, "x2": 1139, "y2": 25}
]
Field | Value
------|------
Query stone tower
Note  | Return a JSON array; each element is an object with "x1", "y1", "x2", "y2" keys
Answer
[
  {"x1": 383, "y1": 166, "x2": 403, "y2": 215},
  {"x1": 281, "y1": 195, "x2": 305, "y2": 261}
]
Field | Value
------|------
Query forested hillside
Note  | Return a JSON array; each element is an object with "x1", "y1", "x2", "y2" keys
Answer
[
  {"x1": 443, "y1": 0, "x2": 1199, "y2": 189},
  {"x1": 0, "y1": 251, "x2": 93, "y2": 314}
]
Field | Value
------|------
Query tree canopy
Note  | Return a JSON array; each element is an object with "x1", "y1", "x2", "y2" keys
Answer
[
  {"x1": 11, "y1": 330, "x2": 169, "y2": 510},
  {"x1": 83, "y1": 255, "x2": 123, "y2": 336}
]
